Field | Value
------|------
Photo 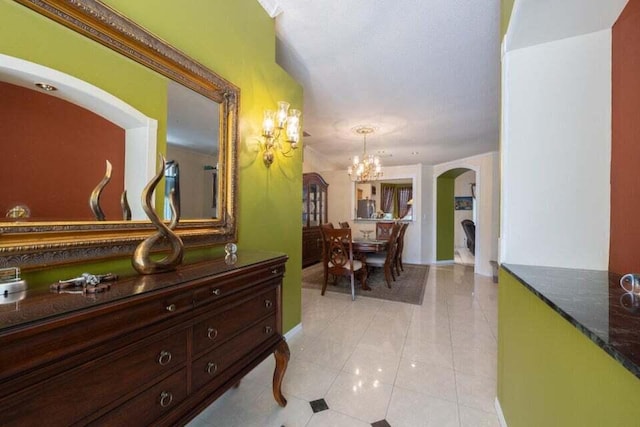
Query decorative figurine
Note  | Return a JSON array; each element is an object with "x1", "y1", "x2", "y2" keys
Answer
[
  {"x1": 50, "y1": 272, "x2": 118, "y2": 294},
  {"x1": 89, "y1": 160, "x2": 112, "y2": 221},
  {"x1": 121, "y1": 190, "x2": 131, "y2": 221},
  {"x1": 132, "y1": 154, "x2": 184, "y2": 274}
]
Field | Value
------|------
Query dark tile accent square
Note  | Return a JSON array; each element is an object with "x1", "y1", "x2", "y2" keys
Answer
[
  {"x1": 309, "y1": 398, "x2": 329, "y2": 413},
  {"x1": 371, "y1": 420, "x2": 391, "y2": 427}
]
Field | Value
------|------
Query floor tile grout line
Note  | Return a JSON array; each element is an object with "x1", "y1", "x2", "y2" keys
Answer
[{"x1": 443, "y1": 266, "x2": 464, "y2": 427}]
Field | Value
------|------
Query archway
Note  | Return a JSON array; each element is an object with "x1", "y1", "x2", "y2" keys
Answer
[{"x1": 436, "y1": 167, "x2": 477, "y2": 267}]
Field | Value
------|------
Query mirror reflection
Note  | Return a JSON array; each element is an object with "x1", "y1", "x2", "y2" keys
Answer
[
  {"x1": 0, "y1": 2, "x2": 238, "y2": 268},
  {"x1": 0, "y1": 80, "x2": 128, "y2": 221},
  {"x1": 355, "y1": 179, "x2": 413, "y2": 221},
  {"x1": 165, "y1": 81, "x2": 220, "y2": 220},
  {"x1": 0, "y1": 60, "x2": 222, "y2": 222}
]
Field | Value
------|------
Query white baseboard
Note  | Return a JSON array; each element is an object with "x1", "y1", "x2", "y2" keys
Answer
[
  {"x1": 284, "y1": 323, "x2": 302, "y2": 341},
  {"x1": 495, "y1": 397, "x2": 508, "y2": 427},
  {"x1": 435, "y1": 260, "x2": 454, "y2": 265}
]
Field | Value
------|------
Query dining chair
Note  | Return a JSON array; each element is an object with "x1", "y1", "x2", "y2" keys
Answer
[
  {"x1": 339, "y1": 221, "x2": 350, "y2": 229},
  {"x1": 322, "y1": 227, "x2": 366, "y2": 300},
  {"x1": 319, "y1": 223, "x2": 334, "y2": 286},
  {"x1": 394, "y1": 223, "x2": 409, "y2": 274},
  {"x1": 375, "y1": 221, "x2": 394, "y2": 240},
  {"x1": 366, "y1": 223, "x2": 402, "y2": 288}
]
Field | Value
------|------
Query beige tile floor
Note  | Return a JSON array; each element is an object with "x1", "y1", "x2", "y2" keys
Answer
[{"x1": 188, "y1": 263, "x2": 499, "y2": 427}]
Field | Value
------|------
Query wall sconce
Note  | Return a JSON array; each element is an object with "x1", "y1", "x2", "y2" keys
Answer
[{"x1": 262, "y1": 101, "x2": 301, "y2": 166}]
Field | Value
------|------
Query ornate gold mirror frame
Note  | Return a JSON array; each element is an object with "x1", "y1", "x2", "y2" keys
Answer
[{"x1": 1, "y1": 0, "x2": 238, "y2": 269}]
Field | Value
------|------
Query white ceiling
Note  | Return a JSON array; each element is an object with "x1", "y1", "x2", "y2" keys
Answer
[
  {"x1": 269, "y1": 0, "x2": 501, "y2": 168},
  {"x1": 505, "y1": 0, "x2": 628, "y2": 52}
]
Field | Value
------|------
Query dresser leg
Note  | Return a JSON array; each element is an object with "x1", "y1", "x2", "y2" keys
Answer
[{"x1": 272, "y1": 339, "x2": 290, "y2": 407}]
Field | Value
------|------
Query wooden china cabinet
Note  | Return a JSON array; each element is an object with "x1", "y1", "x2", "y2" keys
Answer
[{"x1": 302, "y1": 173, "x2": 328, "y2": 267}]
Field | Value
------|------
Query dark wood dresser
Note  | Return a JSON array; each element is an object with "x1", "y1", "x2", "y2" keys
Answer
[{"x1": 0, "y1": 251, "x2": 289, "y2": 426}]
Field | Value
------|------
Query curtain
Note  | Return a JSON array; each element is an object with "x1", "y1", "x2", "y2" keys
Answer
[
  {"x1": 380, "y1": 184, "x2": 413, "y2": 218},
  {"x1": 381, "y1": 184, "x2": 395, "y2": 214},
  {"x1": 397, "y1": 185, "x2": 412, "y2": 218}
]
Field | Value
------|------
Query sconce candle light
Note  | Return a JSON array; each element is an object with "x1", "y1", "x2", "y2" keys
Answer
[{"x1": 262, "y1": 101, "x2": 301, "y2": 166}]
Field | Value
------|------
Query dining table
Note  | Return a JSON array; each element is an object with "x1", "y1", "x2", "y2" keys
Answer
[{"x1": 352, "y1": 238, "x2": 388, "y2": 254}]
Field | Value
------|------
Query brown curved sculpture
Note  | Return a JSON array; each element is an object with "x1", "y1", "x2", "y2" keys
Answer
[
  {"x1": 121, "y1": 190, "x2": 131, "y2": 221},
  {"x1": 132, "y1": 155, "x2": 184, "y2": 274},
  {"x1": 89, "y1": 160, "x2": 112, "y2": 221}
]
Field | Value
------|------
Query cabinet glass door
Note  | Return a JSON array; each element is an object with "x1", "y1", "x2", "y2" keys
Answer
[
  {"x1": 302, "y1": 186, "x2": 309, "y2": 226},
  {"x1": 320, "y1": 189, "x2": 326, "y2": 225},
  {"x1": 309, "y1": 183, "x2": 319, "y2": 226}
]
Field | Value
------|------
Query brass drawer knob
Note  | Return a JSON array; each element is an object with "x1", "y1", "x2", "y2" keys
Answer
[
  {"x1": 211, "y1": 288, "x2": 221, "y2": 296},
  {"x1": 265, "y1": 300, "x2": 273, "y2": 309},
  {"x1": 264, "y1": 326, "x2": 273, "y2": 334},
  {"x1": 159, "y1": 391, "x2": 173, "y2": 408},
  {"x1": 206, "y1": 362, "x2": 218, "y2": 375},
  {"x1": 157, "y1": 350, "x2": 172, "y2": 366},
  {"x1": 165, "y1": 304, "x2": 176, "y2": 312},
  {"x1": 207, "y1": 327, "x2": 218, "y2": 340}
]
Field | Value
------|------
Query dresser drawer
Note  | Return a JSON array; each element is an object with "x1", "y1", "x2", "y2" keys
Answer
[
  {"x1": 0, "y1": 329, "x2": 188, "y2": 426},
  {"x1": 192, "y1": 315, "x2": 277, "y2": 392},
  {"x1": 0, "y1": 290, "x2": 192, "y2": 386},
  {"x1": 89, "y1": 368, "x2": 188, "y2": 426},
  {"x1": 192, "y1": 287, "x2": 277, "y2": 356},
  {"x1": 193, "y1": 266, "x2": 284, "y2": 306}
]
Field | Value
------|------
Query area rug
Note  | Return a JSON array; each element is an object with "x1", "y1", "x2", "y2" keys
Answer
[{"x1": 302, "y1": 263, "x2": 429, "y2": 305}]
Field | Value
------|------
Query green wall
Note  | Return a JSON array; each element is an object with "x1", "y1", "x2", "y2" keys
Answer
[
  {"x1": 498, "y1": 269, "x2": 640, "y2": 426},
  {"x1": 501, "y1": 0, "x2": 515, "y2": 38},
  {"x1": 0, "y1": 0, "x2": 303, "y2": 332},
  {"x1": 436, "y1": 176, "x2": 455, "y2": 261}
]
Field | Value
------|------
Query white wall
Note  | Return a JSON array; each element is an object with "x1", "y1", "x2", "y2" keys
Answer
[
  {"x1": 421, "y1": 164, "x2": 435, "y2": 264},
  {"x1": 322, "y1": 171, "x2": 352, "y2": 225},
  {"x1": 454, "y1": 170, "x2": 476, "y2": 249},
  {"x1": 434, "y1": 152, "x2": 499, "y2": 277},
  {"x1": 302, "y1": 146, "x2": 338, "y2": 173},
  {"x1": 500, "y1": 29, "x2": 611, "y2": 269}
]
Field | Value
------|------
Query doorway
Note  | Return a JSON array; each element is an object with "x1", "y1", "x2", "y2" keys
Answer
[{"x1": 436, "y1": 168, "x2": 476, "y2": 267}]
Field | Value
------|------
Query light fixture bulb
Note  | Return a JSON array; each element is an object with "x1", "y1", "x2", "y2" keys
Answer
[
  {"x1": 263, "y1": 110, "x2": 275, "y2": 137},
  {"x1": 276, "y1": 101, "x2": 290, "y2": 128},
  {"x1": 285, "y1": 109, "x2": 301, "y2": 143}
]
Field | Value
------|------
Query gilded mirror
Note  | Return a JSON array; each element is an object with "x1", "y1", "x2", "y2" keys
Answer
[{"x1": 0, "y1": 0, "x2": 238, "y2": 268}]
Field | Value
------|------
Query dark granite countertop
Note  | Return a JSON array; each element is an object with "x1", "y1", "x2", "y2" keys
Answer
[
  {"x1": 0, "y1": 251, "x2": 286, "y2": 333},
  {"x1": 503, "y1": 264, "x2": 640, "y2": 379}
]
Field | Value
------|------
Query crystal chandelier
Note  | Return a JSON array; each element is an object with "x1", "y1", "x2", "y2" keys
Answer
[{"x1": 348, "y1": 126, "x2": 383, "y2": 182}]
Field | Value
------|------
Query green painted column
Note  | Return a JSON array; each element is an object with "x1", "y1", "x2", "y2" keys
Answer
[
  {"x1": 498, "y1": 269, "x2": 640, "y2": 426},
  {"x1": 436, "y1": 176, "x2": 455, "y2": 261}
]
